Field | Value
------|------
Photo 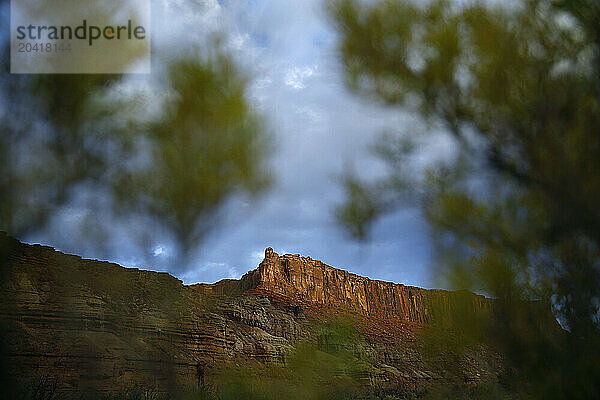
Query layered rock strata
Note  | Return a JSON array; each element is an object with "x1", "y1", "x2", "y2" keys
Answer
[
  {"x1": 0, "y1": 233, "x2": 497, "y2": 397},
  {"x1": 206, "y1": 247, "x2": 490, "y2": 323}
]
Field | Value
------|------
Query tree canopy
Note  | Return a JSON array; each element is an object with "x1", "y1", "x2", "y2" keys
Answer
[
  {"x1": 330, "y1": 0, "x2": 600, "y2": 398},
  {"x1": 0, "y1": 10, "x2": 271, "y2": 264}
]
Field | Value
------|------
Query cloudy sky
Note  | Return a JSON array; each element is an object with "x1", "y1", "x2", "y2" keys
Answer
[{"x1": 26, "y1": 0, "x2": 439, "y2": 288}]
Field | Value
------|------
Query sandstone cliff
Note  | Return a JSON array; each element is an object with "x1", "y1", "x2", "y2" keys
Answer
[
  {"x1": 211, "y1": 247, "x2": 490, "y2": 323},
  {"x1": 0, "y1": 233, "x2": 499, "y2": 397}
]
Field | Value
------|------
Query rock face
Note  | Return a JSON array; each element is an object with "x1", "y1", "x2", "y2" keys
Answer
[
  {"x1": 234, "y1": 248, "x2": 489, "y2": 323},
  {"x1": 0, "y1": 233, "x2": 498, "y2": 398}
]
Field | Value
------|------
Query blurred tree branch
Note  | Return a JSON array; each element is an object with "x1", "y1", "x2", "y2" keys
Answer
[
  {"x1": 330, "y1": 0, "x2": 600, "y2": 397},
  {"x1": 0, "y1": 3, "x2": 271, "y2": 264}
]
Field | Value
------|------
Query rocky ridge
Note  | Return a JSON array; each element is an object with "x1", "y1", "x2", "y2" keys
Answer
[
  {"x1": 0, "y1": 233, "x2": 499, "y2": 397},
  {"x1": 196, "y1": 247, "x2": 489, "y2": 323}
]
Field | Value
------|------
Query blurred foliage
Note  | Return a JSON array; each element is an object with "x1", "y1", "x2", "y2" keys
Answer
[
  {"x1": 10, "y1": 380, "x2": 515, "y2": 400},
  {"x1": 13, "y1": 374, "x2": 59, "y2": 400},
  {"x1": 213, "y1": 317, "x2": 368, "y2": 400},
  {"x1": 330, "y1": 0, "x2": 600, "y2": 398},
  {"x1": 423, "y1": 383, "x2": 511, "y2": 400},
  {"x1": 4, "y1": 317, "x2": 510, "y2": 399},
  {"x1": 103, "y1": 385, "x2": 167, "y2": 400},
  {"x1": 110, "y1": 55, "x2": 271, "y2": 251},
  {"x1": 0, "y1": 0, "x2": 271, "y2": 260}
]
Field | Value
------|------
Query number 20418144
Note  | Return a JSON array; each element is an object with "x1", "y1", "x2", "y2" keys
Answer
[{"x1": 17, "y1": 42, "x2": 72, "y2": 53}]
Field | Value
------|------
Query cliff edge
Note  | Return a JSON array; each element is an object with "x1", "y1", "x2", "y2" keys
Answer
[{"x1": 195, "y1": 247, "x2": 490, "y2": 324}]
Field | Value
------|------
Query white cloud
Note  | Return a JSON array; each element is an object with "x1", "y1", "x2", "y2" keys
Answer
[
  {"x1": 152, "y1": 246, "x2": 166, "y2": 256},
  {"x1": 226, "y1": 267, "x2": 241, "y2": 279},
  {"x1": 250, "y1": 250, "x2": 264, "y2": 266},
  {"x1": 284, "y1": 66, "x2": 316, "y2": 90},
  {"x1": 294, "y1": 105, "x2": 323, "y2": 123},
  {"x1": 205, "y1": 262, "x2": 226, "y2": 269}
]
